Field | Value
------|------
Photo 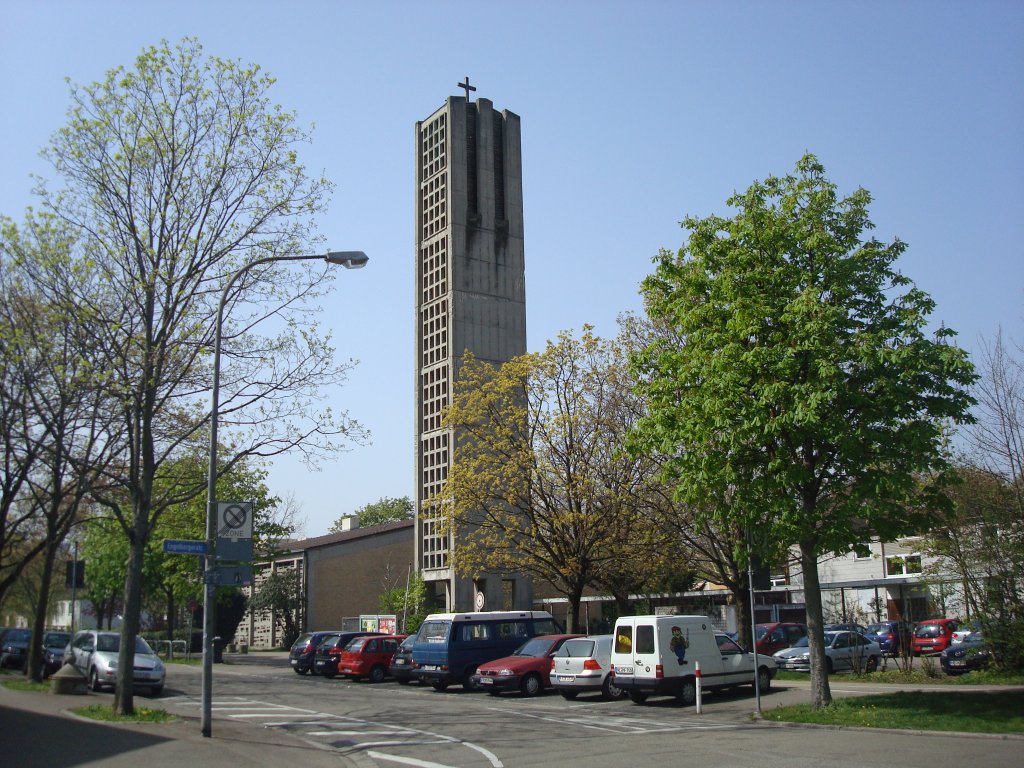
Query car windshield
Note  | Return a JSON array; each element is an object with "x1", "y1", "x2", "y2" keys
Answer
[
  {"x1": 419, "y1": 621, "x2": 451, "y2": 643},
  {"x1": 6, "y1": 629, "x2": 31, "y2": 643},
  {"x1": 345, "y1": 637, "x2": 367, "y2": 652},
  {"x1": 399, "y1": 635, "x2": 416, "y2": 650},
  {"x1": 554, "y1": 639, "x2": 595, "y2": 657},
  {"x1": 790, "y1": 636, "x2": 810, "y2": 648},
  {"x1": 865, "y1": 623, "x2": 888, "y2": 634},
  {"x1": 43, "y1": 632, "x2": 70, "y2": 648},
  {"x1": 823, "y1": 632, "x2": 840, "y2": 646},
  {"x1": 292, "y1": 634, "x2": 313, "y2": 649},
  {"x1": 754, "y1": 626, "x2": 769, "y2": 640},
  {"x1": 514, "y1": 637, "x2": 555, "y2": 657},
  {"x1": 915, "y1": 624, "x2": 941, "y2": 638},
  {"x1": 94, "y1": 635, "x2": 155, "y2": 654}
]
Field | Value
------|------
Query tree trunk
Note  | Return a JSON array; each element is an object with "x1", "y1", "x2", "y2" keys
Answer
[
  {"x1": 732, "y1": 581, "x2": 754, "y2": 652},
  {"x1": 566, "y1": 585, "x2": 584, "y2": 633},
  {"x1": 801, "y1": 540, "x2": 832, "y2": 708},
  {"x1": 28, "y1": 543, "x2": 59, "y2": 681},
  {"x1": 114, "y1": 511, "x2": 149, "y2": 716}
]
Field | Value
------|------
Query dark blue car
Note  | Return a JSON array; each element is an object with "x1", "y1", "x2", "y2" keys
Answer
[{"x1": 864, "y1": 620, "x2": 911, "y2": 655}]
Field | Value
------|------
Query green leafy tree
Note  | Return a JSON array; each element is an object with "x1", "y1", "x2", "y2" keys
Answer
[
  {"x1": 31, "y1": 38, "x2": 365, "y2": 714},
  {"x1": 331, "y1": 496, "x2": 413, "y2": 531},
  {"x1": 379, "y1": 570, "x2": 428, "y2": 635},
  {"x1": 631, "y1": 155, "x2": 976, "y2": 708},
  {"x1": 248, "y1": 567, "x2": 304, "y2": 648},
  {"x1": 438, "y1": 328, "x2": 682, "y2": 631}
]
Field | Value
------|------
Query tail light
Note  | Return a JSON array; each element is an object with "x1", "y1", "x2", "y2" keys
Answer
[
  {"x1": 583, "y1": 659, "x2": 602, "y2": 671},
  {"x1": 550, "y1": 659, "x2": 556, "y2": 670},
  {"x1": 655, "y1": 664, "x2": 663, "y2": 679},
  {"x1": 329, "y1": 648, "x2": 342, "y2": 656},
  {"x1": 304, "y1": 643, "x2": 314, "y2": 653}
]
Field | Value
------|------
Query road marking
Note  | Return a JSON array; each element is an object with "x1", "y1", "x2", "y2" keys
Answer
[
  {"x1": 488, "y1": 706, "x2": 738, "y2": 734},
  {"x1": 366, "y1": 752, "x2": 465, "y2": 768}
]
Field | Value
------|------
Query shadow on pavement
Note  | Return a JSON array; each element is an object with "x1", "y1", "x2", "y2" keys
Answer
[{"x1": 0, "y1": 705, "x2": 173, "y2": 767}]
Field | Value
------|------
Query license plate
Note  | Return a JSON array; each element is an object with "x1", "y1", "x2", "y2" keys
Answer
[
  {"x1": 394, "y1": 659, "x2": 406, "y2": 665},
  {"x1": 615, "y1": 666, "x2": 633, "y2": 674},
  {"x1": 479, "y1": 677, "x2": 493, "y2": 685},
  {"x1": 421, "y1": 665, "x2": 439, "y2": 671},
  {"x1": 950, "y1": 659, "x2": 965, "y2": 667},
  {"x1": 290, "y1": 659, "x2": 297, "y2": 665},
  {"x1": 557, "y1": 675, "x2": 574, "y2": 683}
]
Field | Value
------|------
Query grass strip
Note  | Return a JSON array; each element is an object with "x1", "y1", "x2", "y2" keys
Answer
[
  {"x1": 71, "y1": 704, "x2": 176, "y2": 723},
  {"x1": 764, "y1": 690, "x2": 1024, "y2": 733}
]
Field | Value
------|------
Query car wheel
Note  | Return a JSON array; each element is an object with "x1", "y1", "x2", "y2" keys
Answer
[
  {"x1": 560, "y1": 690, "x2": 579, "y2": 700},
  {"x1": 397, "y1": 677, "x2": 411, "y2": 685},
  {"x1": 89, "y1": 667, "x2": 103, "y2": 692},
  {"x1": 520, "y1": 673, "x2": 542, "y2": 697},
  {"x1": 677, "y1": 678, "x2": 697, "y2": 706},
  {"x1": 369, "y1": 665, "x2": 386, "y2": 684},
  {"x1": 462, "y1": 669, "x2": 482, "y2": 691},
  {"x1": 322, "y1": 669, "x2": 336, "y2": 678},
  {"x1": 757, "y1": 666, "x2": 773, "y2": 691},
  {"x1": 628, "y1": 691, "x2": 648, "y2": 704},
  {"x1": 432, "y1": 681, "x2": 448, "y2": 691},
  {"x1": 865, "y1": 655, "x2": 879, "y2": 673},
  {"x1": 150, "y1": 685, "x2": 163, "y2": 697},
  {"x1": 293, "y1": 667, "x2": 306, "y2": 675},
  {"x1": 602, "y1": 675, "x2": 626, "y2": 701}
]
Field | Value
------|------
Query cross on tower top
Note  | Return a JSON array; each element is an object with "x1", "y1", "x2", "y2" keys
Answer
[{"x1": 457, "y1": 76, "x2": 477, "y2": 101}]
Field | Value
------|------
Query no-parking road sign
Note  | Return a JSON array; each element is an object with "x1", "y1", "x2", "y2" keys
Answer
[{"x1": 217, "y1": 502, "x2": 253, "y2": 539}]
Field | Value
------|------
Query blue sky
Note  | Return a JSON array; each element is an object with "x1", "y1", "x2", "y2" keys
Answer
[{"x1": 3, "y1": 1, "x2": 1022, "y2": 537}]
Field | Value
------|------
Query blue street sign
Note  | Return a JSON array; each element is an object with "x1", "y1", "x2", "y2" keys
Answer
[{"x1": 163, "y1": 539, "x2": 207, "y2": 555}]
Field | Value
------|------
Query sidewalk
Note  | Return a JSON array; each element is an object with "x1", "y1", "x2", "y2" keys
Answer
[{"x1": 0, "y1": 671, "x2": 355, "y2": 768}]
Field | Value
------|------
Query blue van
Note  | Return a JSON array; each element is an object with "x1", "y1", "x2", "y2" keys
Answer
[{"x1": 411, "y1": 610, "x2": 559, "y2": 690}]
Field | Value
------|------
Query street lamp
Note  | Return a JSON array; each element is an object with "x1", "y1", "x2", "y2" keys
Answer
[{"x1": 201, "y1": 250, "x2": 368, "y2": 737}]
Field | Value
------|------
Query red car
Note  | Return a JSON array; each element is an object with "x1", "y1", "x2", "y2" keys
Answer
[
  {"x1": 754, "y1": 622, "x2": 808, "y2": 656},
  {"x1": 911, "y1": 618, "x2": 960, "y2": 655},
  {"x1": 337, "y1": 634, "x2": 407, "y2": 683},
  {"x1": 471, "y1": 634, "x2": 583, "y2": 697}
]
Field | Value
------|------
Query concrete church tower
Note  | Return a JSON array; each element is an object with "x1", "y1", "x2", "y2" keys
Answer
[{"x1": 414, "y1": 80, "x2": 531, "y2": 612}]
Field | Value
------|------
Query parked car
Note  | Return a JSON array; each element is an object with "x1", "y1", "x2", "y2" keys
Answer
[
  {"x1": 472, "y1": 634, "x2": 583, "y2": 697},
  {"x1": 389, "y1": 634, "x2": 418, "y2": 685},
  {"x1": 611, "y1": 616, "x2": 776, "y2": 706},
  {"x1": 951, "y1": 620, "x2": 981, "y2": 645},
  {"x1": 863, "y1": 620, "x2": 911, "y2": 656},
  {"x1": 40, "y1": 630, "x2": 72, "y2": 676},
  {"x1": 911, "y1": 618, "x2": 960, "y2": 655},
  {"x1": 64, "y1": 630, "x2": 165, "y2": 695},
  {"x1": 940, "y1": 632, "x2": 991, "y2": 674},
  {"x1": 754, "y1": 622, "x2": 808, "y2": 656},
  {"x1": 549, "y1": 634, "x2": 626, "y2": 701},
  {"x1": 312, "y1": 631, "x2": 385, "y2": 677},
  {"x1": 289, "y1": 630, "x2": 343, "y2": 675},
  {"x1": 773, "y1": 630, "x2": 882, "y2": 674},
  {"x1": 0, "y1": 628, "x2": 32, "y2": 670},
  {"x1": 337, "y1": 634, "x2": 407, "y2": 682},
  {"x1": 824, "y1": 622, "x2": 869, "y2": 635}
]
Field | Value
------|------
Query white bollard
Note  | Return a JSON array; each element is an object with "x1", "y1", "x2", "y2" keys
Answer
[{"x1": 695, "y1": 660, "x2": 702, "y2": 714}]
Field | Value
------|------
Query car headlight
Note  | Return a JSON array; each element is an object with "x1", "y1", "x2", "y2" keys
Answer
[
  {"x1": 108, "y1": 660, "x2": 118, "y2": 670},
  {"x1": 496, "y1": 668, "x2": 514, "y2": 677}
]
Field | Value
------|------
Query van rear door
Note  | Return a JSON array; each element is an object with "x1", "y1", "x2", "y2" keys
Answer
[{"x1": 626, "y1": 619, "x2": 661, "y2": 682}]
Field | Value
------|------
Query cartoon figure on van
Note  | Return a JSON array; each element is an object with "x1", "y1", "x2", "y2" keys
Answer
[{"x1": 670, "y1": 625, "x2": 688, "y2": 664}]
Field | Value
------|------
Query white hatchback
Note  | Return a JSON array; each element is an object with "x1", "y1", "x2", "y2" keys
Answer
[{"x1": 550, "y1": 635, "x2": 626, "y2": 700}]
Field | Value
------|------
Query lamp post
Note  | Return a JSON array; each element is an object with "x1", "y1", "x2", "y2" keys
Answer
[{"x1": 201, "y1": 250, "x2": 367, "y2": 737}]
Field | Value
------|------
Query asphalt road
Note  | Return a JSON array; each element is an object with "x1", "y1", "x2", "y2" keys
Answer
[{"x1": 144, "y1": 654, "x2": 1023, "y2": 768}]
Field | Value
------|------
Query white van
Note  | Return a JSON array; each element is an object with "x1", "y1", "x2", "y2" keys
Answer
[{"x1": 610, "y1": 615, "x2": 776, "y2": 705}]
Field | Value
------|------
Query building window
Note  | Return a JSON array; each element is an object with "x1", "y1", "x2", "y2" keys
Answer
[{"x1": 886, "y1": 554, "x2": 923, "y2": 576}]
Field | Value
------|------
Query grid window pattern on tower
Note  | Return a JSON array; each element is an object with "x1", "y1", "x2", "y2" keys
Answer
[
  {"x1": 421, "y1": 299, "x2": 449, "y2": 369},
  {"x1": 421, "y1": 238, "x2": 448, "y2": 304},
  {"x1": 420, "y1": 432, "x2": 450, "y2": 569},
  {"x1": 420, "y1": 114, "x2": 447, "y2": 240},
  {"x1": 421, "y1": 364, "x2": 449, "y2": 433}
]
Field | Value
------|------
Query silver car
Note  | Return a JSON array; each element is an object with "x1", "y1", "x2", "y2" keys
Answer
[
  {"x1": 773, "y1": 630, "x2": 882, "y2": 674},
  {"x1": 550, "y1": 634, "x2": 626, "y2": 700},
  {"x1": 64, "y1": 630, "x2": 165, "y2": 696}
]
